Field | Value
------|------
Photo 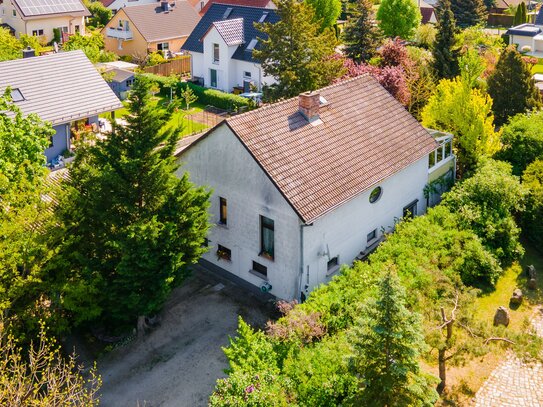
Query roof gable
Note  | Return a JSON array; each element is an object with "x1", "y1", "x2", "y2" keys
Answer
[
  {"x1": 0, "y1": 50, "x2": 122, "y2": 125},
  {"x1": 120, "y1": 1, "x2": 201, "y2": 42},
  {"x1": 209, "y1": 17, "x2": 245, "y2": 45},
  {"x1": 182, "y1": 3, "x2": 279, "y2": 63},
  {"x1": 181, "y1": 76, "x2": 438, "y2": 223}
]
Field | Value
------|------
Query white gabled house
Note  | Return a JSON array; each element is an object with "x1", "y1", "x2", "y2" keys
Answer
[
  {"x1": 181, "y1": 4, "x2": 279, "y2": 93},
  {"x1": 176, "y1": 75, "x2": 455, "y2": 300},
  {"x1": 506, "y1": 7, "x2": 543, "y2": 55}
]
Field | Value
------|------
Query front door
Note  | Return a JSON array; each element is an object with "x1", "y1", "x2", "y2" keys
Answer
[{"x1": 210, "y1": 69, "x2": 217, "y2": 88}]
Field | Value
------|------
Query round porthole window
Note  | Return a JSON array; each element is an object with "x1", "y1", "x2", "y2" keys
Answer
[{"x1": 369, "y1": 186, "x2": 382, "y2": 203}]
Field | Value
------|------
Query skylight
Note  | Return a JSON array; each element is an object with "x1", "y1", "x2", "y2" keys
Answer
[
  {"x1": 11, "y1": 88, "x2": 24, "y2": 102},
  {"x1": 246, "y1": 38, "x2": 258, "y2": 51},
  {"x1": 223, "y1": 7, "x2": 233, "y2": 18},
  {"x1": 259, "y1": 12, "x2": 268, "y2": 22}
]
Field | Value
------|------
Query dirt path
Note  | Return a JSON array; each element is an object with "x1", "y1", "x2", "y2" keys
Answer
[{"x1": 96, "y1": 266, "x2": 273, "y2": 407}]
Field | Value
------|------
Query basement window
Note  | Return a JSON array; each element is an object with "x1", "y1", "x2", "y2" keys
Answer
[
  {"x1": 367, "y1": 229, "x2": 377, "y2": 243},
  {"x1": 10, "y1": 88, "x2": 24, "y2": 102},
  {"x1": 217, "y1": 244, "x2": 231, "y2": 261},
  {"x1": 250, "y1": 261, "x2": 268, "y2": 279},
  {"x1": 327, "y1": 256, "x2": 340, "y2": 275}
]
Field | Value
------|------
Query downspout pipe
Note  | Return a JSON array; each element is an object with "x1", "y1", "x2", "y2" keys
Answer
[{"x1": 298, "y1": 222, "x2": 313, "y2": 302}]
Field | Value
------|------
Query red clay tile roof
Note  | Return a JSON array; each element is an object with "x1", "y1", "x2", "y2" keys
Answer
[
  {"x1": 200, "y1": 0, "x2": 271, "y2": 15},
  {"x1": 225, "y1": 75, "x2": 438, "y2": 223},
  {"x1": 100, "y1": 0, "x2": 115, "y2": 7}
]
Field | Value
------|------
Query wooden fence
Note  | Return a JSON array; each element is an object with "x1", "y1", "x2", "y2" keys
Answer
[{"x1": 143, "y1": 56, "x2": 191, "y2": 77}]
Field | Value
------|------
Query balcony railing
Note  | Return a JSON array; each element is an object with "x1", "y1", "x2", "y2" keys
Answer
[{"x1": 106, "y1": 27, "x2": 133, "y2": 40}]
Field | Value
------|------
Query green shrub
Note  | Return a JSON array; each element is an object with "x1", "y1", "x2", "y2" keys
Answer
[
  {"x1": 522, "y1": 159, "x2": 543, "y2": 248},
  {"x1": 497, "y1": 110, "x2": 543, "y2": 175},
  {"x1": 442, "y1": 159, "x2": 526, "y2": 264}
]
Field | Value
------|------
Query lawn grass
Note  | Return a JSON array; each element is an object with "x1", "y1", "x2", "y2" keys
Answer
[
  {"x1": 531, "y1": 58, "x2": 543, "y2": 74},
  {"x1": 99, "y1": 96, "x2": 210, "y2": 137},
  {"x1": 432, "y1": 240, "x2": 543, "y2": 404}
]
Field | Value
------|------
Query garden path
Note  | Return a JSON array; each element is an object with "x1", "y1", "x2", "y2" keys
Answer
[{"x1": 473, "y1": 307, "x2": 543, "y2": 407}]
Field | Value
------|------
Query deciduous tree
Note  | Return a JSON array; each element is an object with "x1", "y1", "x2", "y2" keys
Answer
[
  {"x1": 342, "y1": 0, "x2": 382, "y2": 62},
  {"x1": 487, "y1": 46, "x2": 542, "y2": 126},
  {"x1": 421, "y1": 78, "x2": 500, "y2": 174},
  {"x1": 306, "y1": 0, "x2": 342, "y2": 31},
  {"x1": 376, "y1": 0, "x2": 421, "y2": 39},
  {"x1": 254, "y1": 0, "x2": 343, "y2": 101},
  {"x1": 54, "y1": 77, "x2": 210, "y2": 330}
]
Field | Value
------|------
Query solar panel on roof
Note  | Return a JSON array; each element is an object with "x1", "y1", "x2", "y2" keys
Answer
[{"x1": 14, "y1": 0, "x2": 85, "y2": 16}]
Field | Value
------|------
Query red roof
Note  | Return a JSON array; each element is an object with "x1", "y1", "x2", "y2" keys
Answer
[
  {"x1": 420, "y1": 7, "x2": 435, "y2": 24},
  {"x1": 100, "y1": 0, "x2": 115, "y2": 6},
  {"x1": 200, "y1": 0, "x2": 271, "y2": 15},
  {"x1": 210, "y1": 76, "x2": 438, "y2": 223}
]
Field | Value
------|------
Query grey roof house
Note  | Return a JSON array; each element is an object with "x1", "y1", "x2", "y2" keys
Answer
[
  {"x1": 0, "y1": 50, "x2": 122, "y2": 163},
  {"x1": 506, "y1": 7, "x2": 543, "y2": 55},
  {"x1": 182, "y1": 4, "x2": 279, "y2": 92}
]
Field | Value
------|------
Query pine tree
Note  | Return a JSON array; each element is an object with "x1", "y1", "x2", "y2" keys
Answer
[
  {"x1": 306, "y1": 0, "x2": 342, "y2": 31},
  {"x1": 433, "y1": 0, "x2": 459, "y2": 79},
  {"x1": 450, "y1": 0, "x2": 487, "y2": 27},
  {"x1": 350, "y1": 271, "x2": 438, "y2": 406},
  {"x1": 376, "y1": 0, "x2": 421, "y2": 40},
  {"x1": 55, "y1": 77, "x2": 210, "y2": 330},
  {"x1": 488, "y1": 46, "x2": 542, "y2": 126},
  {"x1": 343, "y1": 0, "x2": 382, "y2": 63},
  {"x1": 254, "y1": 0, "x2": 344, "y2": 101}
]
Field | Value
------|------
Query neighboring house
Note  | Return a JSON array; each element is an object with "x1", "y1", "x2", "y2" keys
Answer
[
  {"x1": 199, "y1": 0, "x2": 275, "y2": 15},
  {"x1": 506, "y1": 7, "x2": 543, "y2": 54},
  {"x1": 182, "y1": 4, "x2": 279, "y2": 93},
  {"x1": 102, "y1": 1, "x2": 201, "y2": 58},
  {"x1": 0, "y1": 0, "x2": 89, "y2": 42},
  {"x1": 99, "y1": 0, "x2": 158, "y2": 14},
  {"x1": 0, "y1": 50, "x2": 122, "y2": 162},
  {"x1": 418, "y1": 0, "x2": 437, "y2": 24},
  {"x1": 104, "y1": 68, "x2": 135, "y2": 100},
  {"x1": 175, "y1": 75, "x2": 455, "y2": 300}
]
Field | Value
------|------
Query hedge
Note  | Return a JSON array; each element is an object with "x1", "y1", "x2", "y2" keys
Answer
[{"x1": 138, "y1": 73, "x2": 254, "y2": 112}]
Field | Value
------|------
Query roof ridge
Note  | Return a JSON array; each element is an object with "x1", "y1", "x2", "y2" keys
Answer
[
  {"x1": 228, "y1": 74, "x2": 372, "y2": 123},
  {"x1": 208, "y1": 3, "x2": 274, "y2": 11}
]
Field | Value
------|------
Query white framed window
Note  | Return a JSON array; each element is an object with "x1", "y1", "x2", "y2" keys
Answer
[
  {"x1": 157, "y1": 42, "x2": 169, "y2": 51},
  {"x1": 243, "y1": 71, "x2": 252, "y2": 79},
  {"x1": 212, "y1": 43, "x2": 219, "y2": 63},
  {"x1": 250, "y1": 261, "x2": 268, "y2": 279},
  {"x1": 32, "y1": 29, "x2": 44, "y2": 36},
  {"x1": 210, "y1": 68, "x2": 217, "y2": 88},
  {"x1": 12, "y1": 9, "x2": 16, "y2": 16},
  {"x1": 327, "y1": 256, "x2": 340, "y2": 275},
  {"x1": 367, "y1": 229, "x2": 377, "y2": 243}
]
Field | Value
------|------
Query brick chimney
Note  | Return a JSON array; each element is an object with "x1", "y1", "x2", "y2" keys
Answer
[{"x1": 298, "y1": 91, "x2": 320, "y2": 122}]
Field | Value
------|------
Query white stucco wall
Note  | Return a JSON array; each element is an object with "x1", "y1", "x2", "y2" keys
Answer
[
  {"x1": 510, "y1": 34, "x2": 535, "y2": 51},
  {"x1": 178, "y1": 122, "x2": 432, "y2": 300},
  {"x1": 177, "y1": 124, "x2": 303, "y2": 300},
  {"x1": 190, "y1": 26, "x2": 276, "y2": 92},
  {"x1": 301, "y1": 157, "x2": 429, "y2": 295}
]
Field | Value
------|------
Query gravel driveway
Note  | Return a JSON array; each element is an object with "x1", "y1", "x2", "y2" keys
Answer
[{"x1": 96, "y1": 265, "x2": 274, "y2": 407}]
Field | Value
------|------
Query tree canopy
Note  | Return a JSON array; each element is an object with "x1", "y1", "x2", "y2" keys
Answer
[
  {"x1": 254, "y1": 0, "x2": 343, "y2": 101},
  {"x1": 487, "y1": 46, "x2": 542, "y2": 126},
  {"x1": 306, "y1": 0, "x2": 342, "y2": 31},
  {"x1": 450, "y1": 0, "x2": 487, "y2": 27},
  {"x1": 376, "y1": 0, "x2": 421, "y2": 39},
  {"x1": 421, "y1": 77, "x2": 500, "y2": 175},
  {"x1": 54, "y1": 78, "x2": 210, "y2": 330},
  {"x1": 342, "y1": 0, "x2": 382, "y2": 63},
  {"x1": 433, "y1": 0, "x2": 459, "y2": 79}
]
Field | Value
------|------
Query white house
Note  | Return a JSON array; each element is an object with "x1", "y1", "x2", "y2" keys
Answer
[
  {"x1": 176, "y1": 75, "x2": 455, "y2": 300},
  {"x1": 181, "y1": 4, "x2": 278, "y2": 93},
  {"x1": 506, "y1": 7, "x2": 543, "y2": 55},
  {"x1": 0, "y1": 0, "x2": 89, "y2": 42}
]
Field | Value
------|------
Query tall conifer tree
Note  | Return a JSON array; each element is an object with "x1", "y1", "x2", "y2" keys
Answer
[
  {"x1": 55, "y1": 77, "x2": 210, "y2": 329},
  {"x1": 450, "y1": 0, "x2": 487, "y2": 27},
  {"x1": 433, "y1": 0, "x2": 459, "y2": 79},
  {"x1": 488, "y1": 46, "x2": 542, "y2": 126},
  {"x1": 343, "y1": 0, "x2": 382, "y2": 63},
  {"x1": 350, "y1": 271, "x2": 438, "y2": 406}
]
